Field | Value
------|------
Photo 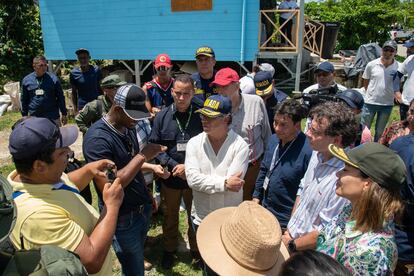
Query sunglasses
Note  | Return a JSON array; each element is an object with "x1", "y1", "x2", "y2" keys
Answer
[
  {"x1": 156, "y1": 66, "x2": 169, "y2": 72},
  {"x1": 383, "y1": 47, "x2": 396, "y2": 52}
]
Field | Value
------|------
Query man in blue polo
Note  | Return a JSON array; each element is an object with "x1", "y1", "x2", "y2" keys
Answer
[
  {"x1": 70, "y1": 48, "x2": 102, "y2": 113},
  {"x1": 83, "y1": 84, "x2": 167, "y2": 276},
  {"x1": 389, "y1": 102, "x2": 414, "y2": 275},
  {"x1": 21, "y1": 55, "x2": 68, "y2": 125},
  {"x1": 149, "y1": 74, "x2": 203, "y2": 269},
  {"x1": 253, "y1": 99, "x2": 312, "y2": 229}
]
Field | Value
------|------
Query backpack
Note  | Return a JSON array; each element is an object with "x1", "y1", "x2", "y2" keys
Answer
[{"x1": 0, "y1": 174, "x2": 88, "y2": 276}]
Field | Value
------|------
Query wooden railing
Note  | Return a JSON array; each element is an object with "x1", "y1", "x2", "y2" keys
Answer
[{"x1": 258, "y1": 9, "x2": 324, "y2": 57}]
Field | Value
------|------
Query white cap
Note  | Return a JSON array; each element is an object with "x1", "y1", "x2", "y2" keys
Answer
[{"x1": 259, "y1": 63, "x2": 275, "y2": 78}]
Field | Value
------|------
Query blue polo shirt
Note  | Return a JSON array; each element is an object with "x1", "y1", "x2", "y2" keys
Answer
[
  {"x1": 253, "y1": 132, "x2": 312, "y2": 228},
  {"x1": 83, "y1": 119, "x2": 152, "y2": 216},
  {"x1": 149, "y1": 103, "x2": 203, "y2": 189},
  {"x1": 21, "y1": 72, "x2": 67, "y2": 120},
  {"x1": 191, "y1": 72, "x2": 218, "y2": 108},
  {"x1": 70, "y1": 65, "x2": 102, "y2": 109},
  {"x1": 390, "y1": 133, "x2": 414, "y2": 262}
]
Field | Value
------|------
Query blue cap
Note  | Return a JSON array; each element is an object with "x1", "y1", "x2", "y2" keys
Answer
[
  {"x1": 196, "y1": 95, "x2": 232, "y2": 118},
  {"x1": 9, "y1": 117, "x2": 78, "y2": 159},
  {"x1": 337, "y1": 89, "x2": 364, "y2": 110},
  {"x1": 315, "y1": 61, "x2": 335, "y2": 73},
  {"x1": 404, "y1": 38, "x2": 414, "y2": 48},
  {"x1": 254, "y1": 71, "x2": 274, "y2": 96}
]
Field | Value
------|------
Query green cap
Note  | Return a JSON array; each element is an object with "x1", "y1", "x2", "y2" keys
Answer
[
  {"x1": 101, "y1": 74, "x2": 126, "y2": 88},
  {"x1": 329, "y1": 143, "x2": 406, "y2": 192}
]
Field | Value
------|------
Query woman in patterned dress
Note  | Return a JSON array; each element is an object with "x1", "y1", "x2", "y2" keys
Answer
[{"x1": 316, "y1": 143, "x2": 406, "y2": 275}]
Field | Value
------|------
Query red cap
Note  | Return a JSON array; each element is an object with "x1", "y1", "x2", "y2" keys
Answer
[
  {"x1": 210, "y1": 68, "x2": 240, "y2": 87},
  {"x1": 154, "y1": 54, "x2": 172, "y2": 68}
]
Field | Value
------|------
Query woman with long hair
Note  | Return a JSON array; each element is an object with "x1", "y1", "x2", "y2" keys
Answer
[{"x1": 317, "y1": 142, "x2": 406, "y2": 275}]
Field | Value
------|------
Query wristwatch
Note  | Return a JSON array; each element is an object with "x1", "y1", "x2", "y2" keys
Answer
[{"x1": 287, "y1": 239, "x2": 297, "y2": 253}]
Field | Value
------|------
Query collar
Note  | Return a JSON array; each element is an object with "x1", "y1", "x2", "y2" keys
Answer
[
  {"x1": 154, "y1": 77, "x2": 174, "y2": 91},
  {"x1": 316, "y1": 149, "x2": 345, "y2": 168},
  {"x1": 102, "y1": 116, "x2": 127, "y2": 137}
]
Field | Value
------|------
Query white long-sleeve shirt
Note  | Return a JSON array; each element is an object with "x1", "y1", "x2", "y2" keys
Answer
[{"x1": 185, "y1": 129, "x2": 249, "y2": 225}]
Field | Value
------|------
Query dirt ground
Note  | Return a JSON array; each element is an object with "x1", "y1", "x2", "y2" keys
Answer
[{"x1": 0, "y1": 123, "x2": 84, "y2": 166}]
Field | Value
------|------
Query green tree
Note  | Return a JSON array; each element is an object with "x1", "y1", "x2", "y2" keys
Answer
[
  {"x1": 305, "y1": 0, "x2": 405, "y2": 50},
  {"x1": 0, "y1": 0, "x2": 43, "y2": 86}
]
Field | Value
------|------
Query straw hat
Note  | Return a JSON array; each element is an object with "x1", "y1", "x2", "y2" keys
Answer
[{"x1": 197, "y1": 201, "x2": 289, "y2": 275}]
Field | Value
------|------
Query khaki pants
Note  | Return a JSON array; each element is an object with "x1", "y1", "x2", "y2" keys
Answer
[
  {"x1": 161, "y1": 184, "x2": 197, "y2": 253},
  {"x1": 243, "y1": 160, "x2": 262, "y2": 201}
]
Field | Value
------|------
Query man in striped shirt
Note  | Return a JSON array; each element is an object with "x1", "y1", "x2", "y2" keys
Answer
[{"x1": 282, "y1": 101, "x2": 359, "y2": 253}]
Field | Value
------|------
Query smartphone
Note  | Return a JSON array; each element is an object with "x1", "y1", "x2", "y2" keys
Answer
[{"x1": 106, "y1": 167, "x2": 116, "y2": 184}]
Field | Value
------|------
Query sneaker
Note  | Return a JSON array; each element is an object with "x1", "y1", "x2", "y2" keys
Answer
[
  {"x1": 144, "y1": 259, "x2": 152, "y2": 271},
  {"x1": 161, "y1": 251, "x2": 175, "y2": 270}
]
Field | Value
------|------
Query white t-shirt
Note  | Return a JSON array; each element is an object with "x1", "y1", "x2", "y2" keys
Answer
[
  {"x1": 362, "y1": 58, "x2": 399, "y2": 106},
  {"x1": 399, "y1": 55, "x2": 414, "y2": 105},
  {"x1": 278, "y1": 0, "x2": 299, "y2": 19},
  {"x1": 303, "y1": 83, "x2": 347, "y2": 94},
  {"x1": 185, "y1": 130, "x2": 249, "y2": 225}
]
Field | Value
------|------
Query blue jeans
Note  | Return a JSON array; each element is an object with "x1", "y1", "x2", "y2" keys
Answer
[
  {"x1": 361, "y1": 103, "x2": 393, "y2": 142},
  {"x1": 400, "y1": 104, "x2": 409, "y2": 121},
  {"x1": 112, "y1": 203, "x2": 152, "y2": 276}
]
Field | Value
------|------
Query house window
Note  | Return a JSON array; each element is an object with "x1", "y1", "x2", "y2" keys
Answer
[{"x1": 171, "y1": 0, "x2": 212, "y2": 12}]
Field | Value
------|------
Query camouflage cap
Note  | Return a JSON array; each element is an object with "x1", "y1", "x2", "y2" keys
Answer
[{"x1": 101, "y1": 75, "x2": 127, "y2": 88}]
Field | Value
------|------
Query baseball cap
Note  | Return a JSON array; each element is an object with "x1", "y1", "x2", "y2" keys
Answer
[
  {"x1": 75, "y1": 48, "x2": 90, "y2": 56},
  {"x1": 254, "y1": 71, "x2": 274, "y2": 97},
  {"x1": 383, "y1": 40, "x2": 398, "y2": 51},
  {"x1": 196, "y1": 95, "x2": 232, "y2": 118},
  {"x1": 404, "y1": 38, "x2": 414, "y2": 48},
  {"x1": 259, "y1": 63, "x2": 275, "y2": 77},
  {"x1": 101, "y1": 74, "x2": 126, "y2": 88},
  {"x1": 114, "y1": 84, "x2": 150, "y2": 120},
  {"x1": 154, "y1": 53, "x2": 172, "y2": 69},
  {"x1": 9, "y1": 117, "x2": 78, "y2": 160},
  {"x1": 210, "y1": 68, "x2": 240, "y2": 87},
  {"x1": 315, "y1": 61, "x2": 335, "y2": 73},
  {"x1": 329, "y1": 143, "x2": 406, "y2": 192},
  {"x1": 337, "y1": 89, "x2": 364, "y2": 110},
  {"x1": 195, "y1": 46, "x2": 215, "y2": 58}
]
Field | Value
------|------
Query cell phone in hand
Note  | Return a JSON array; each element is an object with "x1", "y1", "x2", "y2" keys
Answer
[{"x1": 106, "y1": 167, "x2": 117, "y2": 184}]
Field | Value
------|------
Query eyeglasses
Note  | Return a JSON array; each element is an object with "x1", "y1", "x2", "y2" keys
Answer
[
  {"x1": 199, "y1": 114, "x2": 224, "y2": 121},
  {"x1": 156, "y1": 66, "x2": 169, "y2": 72},
  {"x1": 383, "y1": 47, "x2": 396, "y2": 53}
]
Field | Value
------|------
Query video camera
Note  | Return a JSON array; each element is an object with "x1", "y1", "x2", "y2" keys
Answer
[{"x1": 293, "y1": 85, "x2": 340, "y2": 115}]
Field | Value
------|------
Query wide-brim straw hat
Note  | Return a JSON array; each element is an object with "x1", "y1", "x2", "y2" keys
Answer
[{"x1": 197, "y1": 201, "x2": 289, "y2": 275}]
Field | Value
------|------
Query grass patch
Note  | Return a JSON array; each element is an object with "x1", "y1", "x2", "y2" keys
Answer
[
  {"x1": 0, "y1": 112, "x2": 22, "y2": 131},
  {"x1": 0, "y1": 163, "x2": 15, "y2": 177}
]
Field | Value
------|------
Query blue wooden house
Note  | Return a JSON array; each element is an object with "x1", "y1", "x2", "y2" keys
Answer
[{"x1": 39, "y1": 0, "x2": 259, "y2": 62}]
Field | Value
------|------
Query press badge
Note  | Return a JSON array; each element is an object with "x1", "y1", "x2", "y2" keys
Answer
[
  {"x1": 177, "y1": 140, "x2": 188, "y2": 152},
  {"x1": 35, "y1": 89, "x2": 44, "y2": 96}
]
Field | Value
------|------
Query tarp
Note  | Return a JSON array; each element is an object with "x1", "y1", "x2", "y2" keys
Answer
[{"x1": 344, "y1": 43, "x2": 382, "y2": 79}]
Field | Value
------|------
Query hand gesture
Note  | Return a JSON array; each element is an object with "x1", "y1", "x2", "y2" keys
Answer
[
  {"x1": 103, "y1": 178, "x2": 124, "y2": 210},
  {"x1": 140, "y1": 143, "x2": 167, "y2": 161},
  {"x1": 172, "y1": 164, "x2": 186, "y2": 180},
  {"x1": 152, "y1": 164, "x2": 171, "y2": 179},
  {"x1": 225, "y1": 171, "x2": 244, "y2": 192}
]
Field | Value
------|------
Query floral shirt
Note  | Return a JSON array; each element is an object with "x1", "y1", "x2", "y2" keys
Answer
[{"x1": 317, "y1": 204, "x2": 397, "y2": 275}]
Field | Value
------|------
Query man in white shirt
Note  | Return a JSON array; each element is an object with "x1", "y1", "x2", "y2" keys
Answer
[
  {"x1": 282, "y1": 101, "x2": 358, "y2": 254},
  {"x1": 185, "y1": 95, "x2": 249, "y2": 227},
  {"x1": 303, "y1": 61, "x2": 347, "y2": 94},
  {"x1": 213, "y1": 68, "x2": 272, "y2": 201},
  {"x1": 361, "y1": 40, "x2": 399, "y2": 141},
  {"x1": 395, "y1": 39, "x2": 414, "y2": 121}
]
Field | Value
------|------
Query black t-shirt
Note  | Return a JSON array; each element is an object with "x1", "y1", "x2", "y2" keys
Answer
[
  {"x1": 83, "y1": 119, "x2": 152, "y2": 216},
  {"x1": 191, "y1": 72, "x2": 218, "y2": 108}
]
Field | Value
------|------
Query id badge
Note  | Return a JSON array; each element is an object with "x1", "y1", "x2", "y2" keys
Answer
[
  {"x1": 35, "y1": 89, "x2": 44, "y2": 96},
  {"x1": 177, "y1": 140, "x2": 188, "y2": 152}
]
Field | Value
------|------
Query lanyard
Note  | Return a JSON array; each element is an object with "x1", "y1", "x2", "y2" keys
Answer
[
  {"x1": 266, "y1": 134, "x2": 299, "y2": 181},
  {"x1": 36, "y1": 76, "x2": 44, "y2": 88},
  {"x1": 173, "y1": 104, "x2": 192, "y2": 135}
]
